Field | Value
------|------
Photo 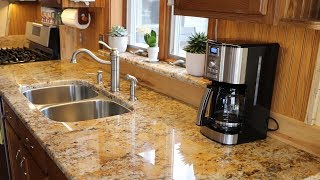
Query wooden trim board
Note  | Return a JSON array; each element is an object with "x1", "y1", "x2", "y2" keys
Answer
[
  {"x1": 119, "y1": 60, "x2": 205, "y2": 108},
  {"x1": 269, "y1": 112, "x2": 320, "y2": 157},
  {"x1": 305, "y1": 37, "x2": 320, "y2": 125}
]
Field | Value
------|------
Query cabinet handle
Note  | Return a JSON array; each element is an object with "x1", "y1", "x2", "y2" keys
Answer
[
  {"x1": 15, "y1": 149, "x2": 21, "y2": 160},
  {"x1": 19, "y1": 157, "x2": 25, "y2": 168},
  {"x1": 25, "y1": 138, "x2": 34, "y2": 149},
  {"x1": 20, "y1": 156, "x2": 28, "y2": 176}
]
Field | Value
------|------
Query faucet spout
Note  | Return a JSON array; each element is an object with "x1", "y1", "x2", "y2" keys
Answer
[
  {"x1": 70, "y1": 48, "x2": 111, "y2": 65},
  {"x1": 70, "y1": 41, "x2": 120, "y2": 92}
]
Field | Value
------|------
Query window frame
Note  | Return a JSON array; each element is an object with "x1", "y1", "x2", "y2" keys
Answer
[
  {"x1": 168, "y1": 10, "x2": 210, "y2": 59},
  {"x1": 123, "y1": 0, "x2": 212, "y2": 62}
]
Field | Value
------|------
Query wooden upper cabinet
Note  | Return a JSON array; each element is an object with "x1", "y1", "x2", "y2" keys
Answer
[
  {"x1": 281, "y1": 0, "x2": 320, "y2": 30},
  {"x1": 175, "y1": 0, "x2": 269, "y2": 15},
  {"x1": 41, "y1": 0, "x2": 62, "y2": 8},
  {"x1": 283, "y1": 0, "x2": 320, "y2": 20},
  {"x1": 174, "y1": 0, "x2": 284, "y2": 24}
]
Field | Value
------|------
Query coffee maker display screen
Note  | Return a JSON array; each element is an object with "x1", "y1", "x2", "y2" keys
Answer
[{"x1": 210, "y1": 47, "x2": 219, "y2": 55}]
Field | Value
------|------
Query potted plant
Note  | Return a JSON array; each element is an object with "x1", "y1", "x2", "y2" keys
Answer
[
  {"x1": 144, "y1": 30, "x2": 159, "y2": 62},
  {"x1": 108, "y1": 26, "x2": 128, "y2": 53},
  {"x1": 183, "y1": 32, "x2": 207, "y2": 76}
]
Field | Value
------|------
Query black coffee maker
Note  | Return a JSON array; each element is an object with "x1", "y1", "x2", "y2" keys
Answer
[{"x1": 196, "y1": 40, "x2": 279, "y2": 145}]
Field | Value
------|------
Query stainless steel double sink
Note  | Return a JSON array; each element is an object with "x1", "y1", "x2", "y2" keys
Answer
[{"x1": 22, "y1": 84, "x2": 131, "y2": 122}]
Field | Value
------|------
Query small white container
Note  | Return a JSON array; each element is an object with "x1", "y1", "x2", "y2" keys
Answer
[
  {"x1": 147, "y1": 46, "x2": 159, "y2": 62},
  {"x1": 108, "y1": 36, "x2": 128, "y2": 53},
  {"x1": 185, "y1": 52, "x2": 206, "y2": 76}
]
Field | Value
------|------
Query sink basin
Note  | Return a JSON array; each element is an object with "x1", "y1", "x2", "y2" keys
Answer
[
  {"x1": 23, "y1": 85, "x2": 98, "y2": 104},
  {"x1": 40, "y1": 100, "x2": 130, "y2": 122}
]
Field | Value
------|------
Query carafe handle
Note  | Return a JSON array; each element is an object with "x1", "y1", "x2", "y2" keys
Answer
[{"x1": 196, "y1": 85, "x2": 213, "y2": 126}]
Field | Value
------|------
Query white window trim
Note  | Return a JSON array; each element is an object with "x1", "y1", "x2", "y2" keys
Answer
[
  {"x1": 169, "y1": 6, "x2": 209, "y2": 58},
  {"x1": 127, "y1": 0, "x2": 136, "y2": 46},
  {"x1": 126, "y1": 0, "x2": 159, "y2": 49}
]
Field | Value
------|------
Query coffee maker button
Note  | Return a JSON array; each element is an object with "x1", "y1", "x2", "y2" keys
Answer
[{"x1": 209, "y1": 61, "x2": 216, "y2": 68}]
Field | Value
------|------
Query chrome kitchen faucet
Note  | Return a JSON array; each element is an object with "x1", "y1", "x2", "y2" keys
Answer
[{"x1": 70, "y1": 41, "x2": 120, "y2": 92}]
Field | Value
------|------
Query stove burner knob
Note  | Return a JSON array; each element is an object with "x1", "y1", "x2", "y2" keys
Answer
[{"x1": 209, "y1": 61, "x2": 216, "y2": 68}]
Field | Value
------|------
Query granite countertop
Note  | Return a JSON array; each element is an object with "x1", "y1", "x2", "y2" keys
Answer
[
  {"x1": 0, "y1": 35, "x2": 29, "y2": 48},
  {"x1": 0, "y1": 56, "x2": 320, "y2": 179}
]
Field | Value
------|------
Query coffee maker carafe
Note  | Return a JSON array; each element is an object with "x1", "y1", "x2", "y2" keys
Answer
[{"x1": 197, "y1": 40, "x2": 279, "y2": 145}]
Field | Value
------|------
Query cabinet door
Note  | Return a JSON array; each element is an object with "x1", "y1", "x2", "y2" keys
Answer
[
  {"x1": 3, "y1": 99, "x2": 67, "y2": 179},
  {"x1": 6, "y1": 123, "x2": 46, "y2": 180},
  {"x1": 19, "y1": 146, "x2": 46, "y2": 180},
  {"x1": 175, "y1": 0, "x2": 268, "y2": 15},
  {"x1": 5, "y1": 122, "x2": 23, "y2": 180},
  {"x1": 174, "y1": 0, "x2": 281, "y2": 24},
  {"x1": 41, "y1": 0, "x2": 62, "y2": 8}
]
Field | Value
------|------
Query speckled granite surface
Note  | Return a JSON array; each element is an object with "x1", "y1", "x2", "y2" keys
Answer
[
  {"x1": 0, "y1": 57, "x2": 320, "y2": 179},
  {"x1": 0, "y1": 35, "x2": 29, "y2": 48},
  {"x1": 98, "y1": 50, "x2": 211, "y2": 88}
]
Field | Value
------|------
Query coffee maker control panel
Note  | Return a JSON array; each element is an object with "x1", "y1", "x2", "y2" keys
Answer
[{"x1": 205, "y1": 44, "x2": 222, "y2": 81}]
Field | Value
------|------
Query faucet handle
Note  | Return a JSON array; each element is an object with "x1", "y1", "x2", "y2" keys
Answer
[
  {"x1": 98, "y1": 41, "x2": 112, "y2": 51},
  {"x1": 125, "y1": 74, "x2": 138, "y2": 101}
]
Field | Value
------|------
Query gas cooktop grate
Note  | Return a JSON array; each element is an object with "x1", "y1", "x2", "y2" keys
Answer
[{"x1": 0, "y1": 47, "x2": 51, "y2": 65}]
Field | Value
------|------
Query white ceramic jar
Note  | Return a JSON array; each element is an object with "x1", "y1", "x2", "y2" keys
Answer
[
  {"x1": 185, "y1": 52, "x2": 206, "y2": 76},
  {"x1": 147, "y1": 46, "x2": 159, "y2": 62},
  {"x1": 108, "y1": 36, "x2": 128, "y2": 53}
]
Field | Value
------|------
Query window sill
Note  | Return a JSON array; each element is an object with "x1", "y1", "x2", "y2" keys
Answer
[{"x1": 98, "y1": 50, "x2": 210, "y2": 88}]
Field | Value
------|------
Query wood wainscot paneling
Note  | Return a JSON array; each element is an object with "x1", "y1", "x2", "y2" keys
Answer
[
  {"x1": 8, "y1": 3, "x2": 41, "y2": 35},
  {"x1": 208, "y1": 19, "x2": 320, "y2": 122},
  {"x1": 59, "y1": 25, "x2": 78, "y2": 60},
  {"x1": 118, "y1": 61, "x2": 205, "y2": 108},
  {"x1": 59, "y1": 7, "x2": 107, "y2": 59}
]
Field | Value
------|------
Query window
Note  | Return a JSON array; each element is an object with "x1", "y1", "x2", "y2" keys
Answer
[
  {"x1": 126, "y1": 1, "x2": 209, "y2": 59},
  {"x1": 127, "y1": 0, "x2": 160, "y2": 48},
  {"x1": 169, "y1": 13, "x2": 208, "y2": 57}
]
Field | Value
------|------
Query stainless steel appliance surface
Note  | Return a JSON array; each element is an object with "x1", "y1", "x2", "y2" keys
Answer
[
  {"x1": 197, "y1": 40, "x2": 279, "y2": 145},
  {"x1": 0, "y1": 22, "x2": 60, "y2": 65}
]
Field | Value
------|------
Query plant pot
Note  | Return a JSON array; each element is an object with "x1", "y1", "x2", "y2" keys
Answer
[
  {"x1": 185, "y1": 52, "x2": 206, "y2": 76},
  {"x1": 108, "y1": 36, "x2": 128, "y2": 53},
  {"x1": 147, "y1": 47, "x2": 159, "y2": 62}
]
